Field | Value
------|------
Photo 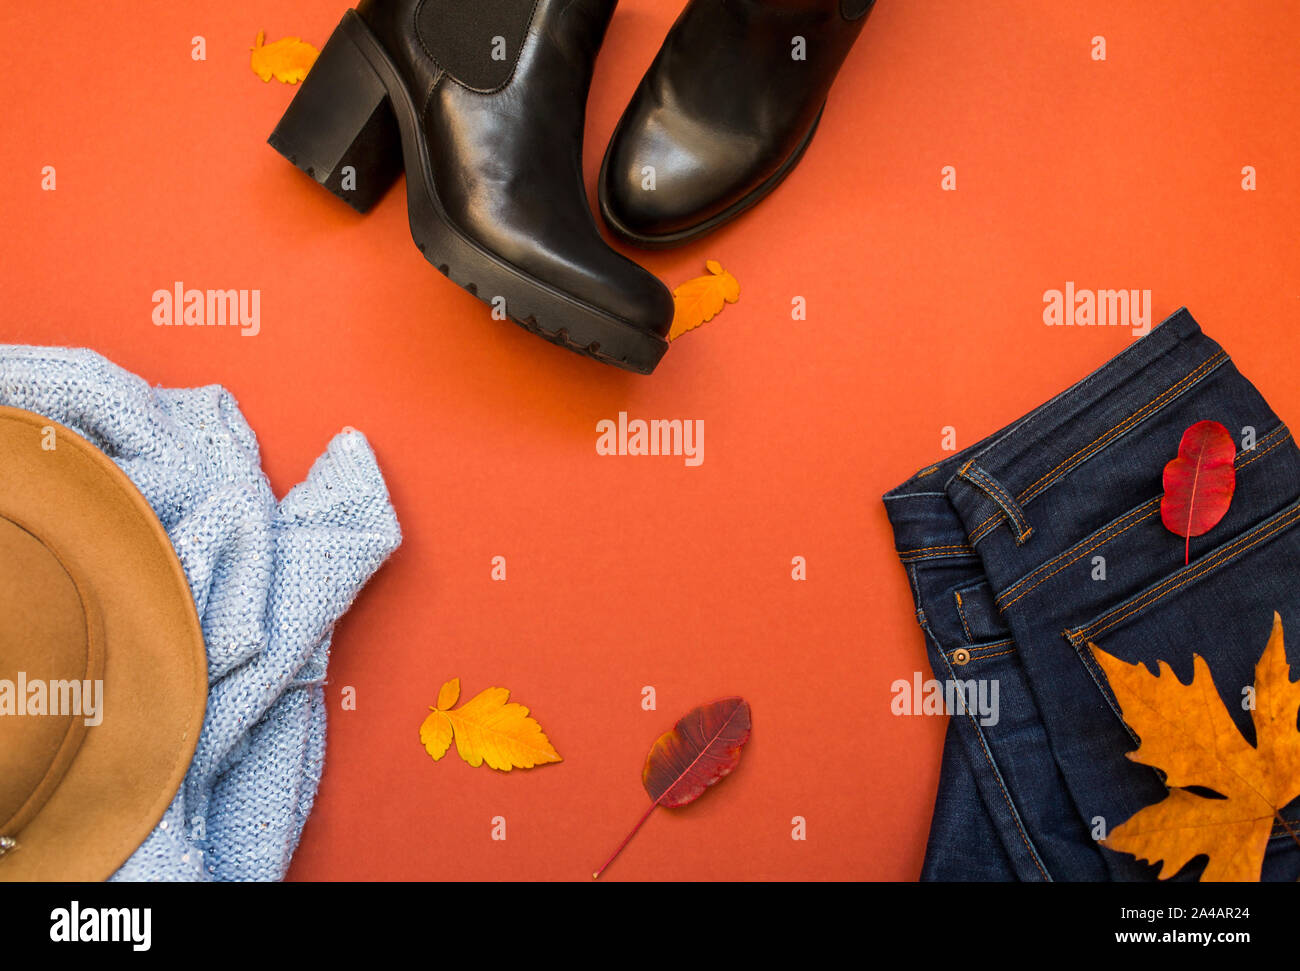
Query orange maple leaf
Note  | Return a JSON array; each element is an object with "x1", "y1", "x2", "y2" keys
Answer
[
  {"x1": 1092, "y1": 612, "x2": 1300, "y2": 880},
  {"x1": 669, "y1": 260, "x2": 740, "y2": 341},
  {"x1": 250, "y1": 31, "x2": 319, "y2": 84}
]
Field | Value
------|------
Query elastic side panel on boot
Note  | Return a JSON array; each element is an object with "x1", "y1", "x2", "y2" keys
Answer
[{"x1": 416, "y1": 0, "x2": 538, "y2": 91}]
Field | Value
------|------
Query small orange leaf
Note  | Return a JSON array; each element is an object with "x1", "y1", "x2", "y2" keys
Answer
[
  {"x1": 250, "y1": 30, "x2": 319, "y2": 84},
  {"x1": 669, "y1": 260, "x2": 740, "y2": 341},
  {"x1": 418, "y1": 678, "x2": 561, "y2": 771},
  {"x1": 436, "y1": 677, "x2": 460, "y2": 711},
  {"x1": 419, "y1": 709, "x2": 454, "y2": 762}
]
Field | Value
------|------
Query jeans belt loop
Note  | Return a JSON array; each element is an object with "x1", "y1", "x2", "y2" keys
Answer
[{"x1": 958, "y1": 460, "x2": 1034, "y2": 546}]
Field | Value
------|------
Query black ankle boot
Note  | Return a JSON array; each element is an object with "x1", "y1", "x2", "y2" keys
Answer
[
  {"x1": 268, "y1": 0, "x2": 676, "y2": 374},
  {"x1": 599, "y1": 0, "x2": 875, "y2": 248}
]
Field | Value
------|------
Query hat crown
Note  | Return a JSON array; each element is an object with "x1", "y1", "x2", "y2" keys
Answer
[
  {"x1": 0, "y1": 515, "x2": 101, "y2": 837},
  {"x1": 0, "y1": 406, "x2": 206, "y2": 881}
]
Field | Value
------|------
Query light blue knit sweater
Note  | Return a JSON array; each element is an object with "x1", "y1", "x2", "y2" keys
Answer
[{"x1": 0, "y1": 346, "x2": 402, "y2": 881}]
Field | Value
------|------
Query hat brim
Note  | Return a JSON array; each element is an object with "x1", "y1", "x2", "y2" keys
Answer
[{"x1": 0, "y1": 407, "x2": 207, "y2": 881}]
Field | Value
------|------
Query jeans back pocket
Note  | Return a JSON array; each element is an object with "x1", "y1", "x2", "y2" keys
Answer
[{"x1": 1063, "y1": 497, "x2": 1300, "y2": 836}]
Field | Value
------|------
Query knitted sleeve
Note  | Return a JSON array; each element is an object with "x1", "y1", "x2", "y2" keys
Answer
[{"x1": 0, "y1": 345, "x2": 402, "y2": 881}]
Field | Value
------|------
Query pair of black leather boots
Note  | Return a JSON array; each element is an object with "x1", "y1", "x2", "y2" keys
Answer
[{"x1": 269, "y1": 0, "x2": 875, "y2": 374}]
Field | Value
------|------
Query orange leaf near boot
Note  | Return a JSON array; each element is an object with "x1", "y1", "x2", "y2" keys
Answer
[
  {"x1": 250, "y1": 31, "x2": 319, "y2": 84},
  {"x1": 669, "y1": 260, "x2": 740, "y2": 341}
]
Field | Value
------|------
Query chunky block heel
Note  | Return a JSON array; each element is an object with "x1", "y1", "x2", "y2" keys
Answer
[
  {"x1": 266, "y1": 3, "x2": 674, "y2": 374},
  {"x1": 267, "y1": 16, "x2": 402, "y2": 214}
]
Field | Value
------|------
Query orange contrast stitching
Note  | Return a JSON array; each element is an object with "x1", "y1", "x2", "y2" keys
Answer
[
  {"x1": 970, "y1": 639, "x2": 1015, "y2": 653},
  {"x1": 1073, "y1": 502, "x2": 1300, "y2": 642},
  {"x1": 962, "y1": 707, "x2": 1048, "y2": 879},
  {"x1": 1237, "y1": 426, "x2": 1292, "y2": 469},
  {"x1": 899, "y1": 548, "x2": 977, "y2": 562},
  {"x1": 966, "y1": 352, "x2": 1228, "y2": 544},
  {"x1": 948, "y1": 639, "x2": 1015, "y2": 659},
  {"x1": 997, "y1": 425, "x2": 1292, "y2": 607},
  {"x1": 997, "y1": 501, "x2": 1161, "y2": 610},
  {"x1": 1086, "y1": 510, "x2": 1300, "y2": 639},
  {"x1": 969, "y1": 513, "x2": 1001, "y2": 545},
  {"x1": 954, "y1": 591, "x2": 973, "y2": 641},
  {"x1": 967, "y1": 648, "x2": 1017, "y2": 661},
  {"x1": 998, "y1": 498, "x2": 1158, "y2": 602},
  {"x1": 923, "y1": 622, "x2": 1046, "y2": 879},
  {"x1": 964, "y1": 464, "x2": 1033, "y2": 539},
  {"x1": 1020, "y1": 351, "x2": 1227, "y2": 502}
]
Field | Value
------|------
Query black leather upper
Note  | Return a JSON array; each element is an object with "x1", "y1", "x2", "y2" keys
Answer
[
  {"x1": 357, "y1": 0, "x2": 674, "y2": 334},
  {"x1": 600, "y1": 0, "x2": 871, "y2": 240}
]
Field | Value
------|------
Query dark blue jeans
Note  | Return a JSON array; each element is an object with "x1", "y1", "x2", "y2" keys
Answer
[{"x1": 885, "y1": 308, "x2": 1300, "y2": 880}]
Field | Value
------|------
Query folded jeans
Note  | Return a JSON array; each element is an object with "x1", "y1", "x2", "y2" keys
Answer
[{"x1": 884, "y1": 308, "x2": 1300, "y2": 881}]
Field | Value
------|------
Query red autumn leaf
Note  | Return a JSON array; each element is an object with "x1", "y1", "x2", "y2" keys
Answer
[
  {"x1": 593, "y1": 697, "x2": 752, "y2": 879},
  {"x1": 1160, "y1": 420, "x2": 1237, "y2": 565}
]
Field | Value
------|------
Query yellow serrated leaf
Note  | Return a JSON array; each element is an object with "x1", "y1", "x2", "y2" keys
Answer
[
  {"x1": 250, "y1": 31, "x2": 319, "y2": 84},
  {"x1": 669, "y1": 260, "x2": 740, "y2": 341},
  {"x1": 436, "y1": 677, "x2": 460, "y2": 711},
  {"x1": 419, "y1": 709, "x2": 454, "y2": 761},
  {"x1": 419, "y1": 680, "x2": 562, "y2": 771}
]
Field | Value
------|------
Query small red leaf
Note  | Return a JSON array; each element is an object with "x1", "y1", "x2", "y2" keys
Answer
[
  {"x1": 1160, "y1": 420, "x2": 1236, "y2": 565},
  {"x1": 593, "y1": 697, "x2": 751, "y2": 878}
]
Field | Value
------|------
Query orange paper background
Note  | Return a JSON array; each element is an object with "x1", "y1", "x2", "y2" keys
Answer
[{"x1": 3, "y1": 0, "x2": 1298, "y2": 881}]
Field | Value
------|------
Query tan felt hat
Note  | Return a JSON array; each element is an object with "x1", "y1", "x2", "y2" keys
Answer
[{"x1": 0, "y1": 406, "x2": 207, "y2": 881}]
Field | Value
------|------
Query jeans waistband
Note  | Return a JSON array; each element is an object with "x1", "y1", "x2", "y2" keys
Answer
[{"x1": 884, "y1": 308, "x2": 1225, "y2": 557}]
